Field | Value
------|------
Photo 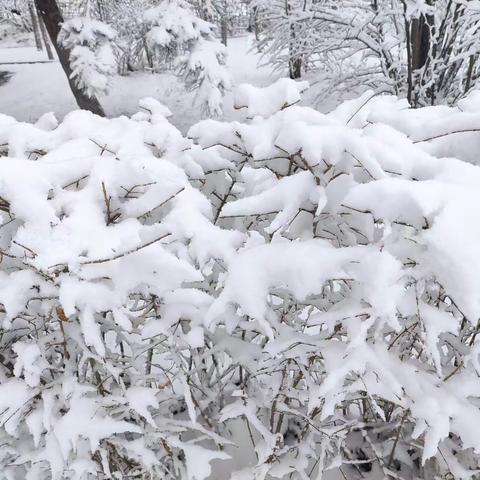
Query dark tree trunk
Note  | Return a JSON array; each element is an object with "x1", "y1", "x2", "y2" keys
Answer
[
  {"x1": 286, "y1": 0, "x2": 302, "y2": 80},
  {"x1": 221, "y1": 18, "x2": 228, "y2": 47},
  {"x1": 465, "y1": 54, "x2": 476, "y2": 94},
  {"x1": 288, "y1": 25, "x2": 302, "y2": 79},
  {"x1": 220, "y1": 0, "x2": 228, "y2": 47},
  {"x1": 403, "y1": 8, "x2": 435, "y2": 108},
  {"x1": 289, "y1": 57, "x2": 302, "y2": 79},
  {"x1": 411, "y1": 14, "x2": 431, "y2": 71},
  {"x1": 253, "y1": 7, "x2": 260, "y2": 42},
  {"x1": 34, "y1": 0, "x2": 106, "y2": 116}
]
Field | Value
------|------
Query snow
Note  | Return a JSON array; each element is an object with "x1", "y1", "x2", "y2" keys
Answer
[
  {"x1": 221, "y1": 170, "x2": 319, "y2": 234},
  {"x1": 13, "y1": 341, "x2": 46, "y2": 387},
  {"x1": 0, "y1": 35, "x2": 274, "y2": 129},
  {"x1": 234, "y1": 78, "x2": 309, "y2": 118}
]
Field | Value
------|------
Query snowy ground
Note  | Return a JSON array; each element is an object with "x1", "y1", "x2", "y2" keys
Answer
[{"x1": 0, "y1": 34, "x2": 277, "y2": 131}]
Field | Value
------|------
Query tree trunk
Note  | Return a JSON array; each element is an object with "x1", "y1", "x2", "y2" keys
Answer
[
  {"x1": 253, "y1": 7, "x2": 260, "y2": 42},
  {"x1": 409, "y1": 4, "x2": 434, "y2": 106},
  {"x1": 465, "y1": 54, "x2": 475, "y2": 93},
  {"x1": 288, "y1": 25, "x2": 302, "y2": 79},
  {"x1": 286, "y1": 0, "x2": 302, "y2": 79},
  {"x1": 29, "y1": 2, "x2": 43, "y2": 52},
  {"x1": 411, "y1": 14, "x2": 431, "y2": 71},
  {"x1": 220, "y1": 0, "x2": 228, "y2": 47},
  {"x1": 38, "y1": 11, "x2": 54, "y2": 60},
  {"x1": 289, "y1": 57, "x2": 302, "y2": 79},
  {"x1": 143, "y1": 36, "x2": 154, "y2": 70},
  {"x1": 221, "y1": 18, "x2": 228, "y2": 47},
  {"x1": 34, "y1": 0, "x2": 106, "y2": 116}
]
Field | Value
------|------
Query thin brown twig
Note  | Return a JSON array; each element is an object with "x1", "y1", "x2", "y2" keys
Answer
[{"x1": 81, "y1": 232, "x2": 171, "y2": 265}]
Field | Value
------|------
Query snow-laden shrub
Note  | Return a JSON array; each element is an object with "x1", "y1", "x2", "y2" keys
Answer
[
  {"x1": 3, "y1": 82, "x2": 480, "y2": 479},
  {"x1": 190, "y1": 83, "x2": 480, "y2": 479},
  {"x1": 0, "y1": 101, "x2": 242, "y2": 479},
  {"x1": 143, "y1": 0, "x2": 231, "y2": 116},
  {"x1": 59, "y1": 17, "x2": 117, "y2": 98}
]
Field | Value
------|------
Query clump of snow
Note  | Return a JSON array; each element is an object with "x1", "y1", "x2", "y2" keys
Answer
[
  {"x1": 59, "y1": 17, "x2": 117, "y2": 98},
  {"x1": 234, "y1": 78, "x2": 310, "y2": 117}
]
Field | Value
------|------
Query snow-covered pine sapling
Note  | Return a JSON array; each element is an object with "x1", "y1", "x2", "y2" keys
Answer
[
  {"x1": 59, "y1": 17, "x2": 117, "y2": 98},
  {"x1": 143, "y1": 0, "x2": 231, "y2": 116}
]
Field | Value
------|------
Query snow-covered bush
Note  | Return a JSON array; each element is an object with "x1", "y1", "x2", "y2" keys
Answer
[
  {"x1": 3, "y1": 82, "x2": 480, "y2": 479},
  {"x1": 186, "y1": 82, "x2": 480, "y2": 478},
  {"x1": 143, "y1": 0, "x2": 231, "y2": 115},
  {"x1": 59, "y1": 17, "x2": 117, "y2": 98},
  {"x1": 0, "y1": 100, "x2": 242, "y2": 479}
]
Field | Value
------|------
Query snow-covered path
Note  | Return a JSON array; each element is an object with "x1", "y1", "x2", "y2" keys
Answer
[{"x1": 0, "y1": 35, "x2": 275, "y2": 129}]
